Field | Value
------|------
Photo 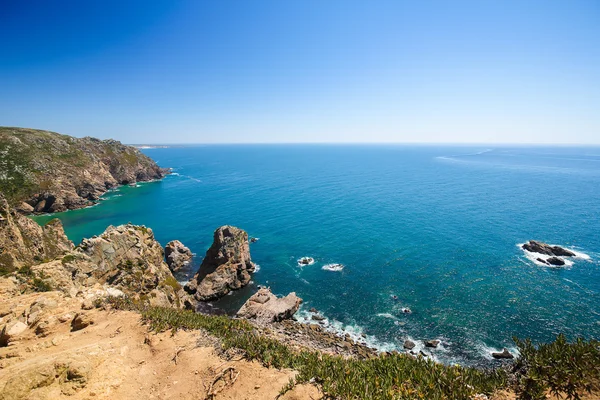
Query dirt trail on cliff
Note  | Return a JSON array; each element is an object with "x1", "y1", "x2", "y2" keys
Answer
[{"x1": 0, "y1": 292, "x2": 320, "y2": 400}]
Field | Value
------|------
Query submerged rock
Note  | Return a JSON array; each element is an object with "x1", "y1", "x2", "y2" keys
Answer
[
  {"x1": 237, "y1": 288, "x2": 302, "y2": 323},
  {"x1": 491, "y1": 348, "x2": 514, "y2": 359},
  {"x1": 165, "y1": 240, "x2": 193, "y2": 272},
  {"x1": 522, "y1": 240, "x2": 576, "y2": 257},
  {"x1": 185, "y1": 226, "x2": 255, "y2": 301}
]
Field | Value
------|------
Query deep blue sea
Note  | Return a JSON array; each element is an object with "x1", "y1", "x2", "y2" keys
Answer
[{"x1": 34, "y1": 145, "x2": 600, "y2": 366}]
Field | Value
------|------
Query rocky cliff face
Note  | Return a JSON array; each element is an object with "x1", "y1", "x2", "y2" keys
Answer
[
  {"x1": 185, "y1": 226, "x2": 255, "y2": 301},
  {"x1": 28, "y1": 224, "x2": 193, "y2": 309},
  {"x1": 0, "y1": 194, "x2": 73, "y2": 275},
  {"x1": 0, "y1": 127, "x2": 168, "y2": 213},
  {"x1": 0, "y1": 194, "x2": 190, "y2": 309}
]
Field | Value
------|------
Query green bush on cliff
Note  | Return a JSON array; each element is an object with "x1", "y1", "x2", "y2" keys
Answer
[
  {"x1": 513, "y1": 334, "x2": 600, "y2": 400},
  {"x1": 109, "y1": 298, "x2": 506, "y2": 399}
]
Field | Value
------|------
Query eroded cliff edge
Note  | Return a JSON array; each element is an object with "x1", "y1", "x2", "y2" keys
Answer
[{"x1": 0, "y1": 127, "x2": 168, "y2": 213}]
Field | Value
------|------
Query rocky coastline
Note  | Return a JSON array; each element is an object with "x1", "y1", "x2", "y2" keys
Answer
[{"x1": 0, "y1": 127, "x2": 168, "y2": 214}]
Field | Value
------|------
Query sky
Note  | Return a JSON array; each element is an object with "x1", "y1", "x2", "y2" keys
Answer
[{"x1": 1, "y1": 0, "x2": 599, "y2": 144}]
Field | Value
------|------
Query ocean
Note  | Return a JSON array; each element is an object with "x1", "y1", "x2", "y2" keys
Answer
[{"x1": 33, "y1": 145, "x2": 600, "y2": 366}]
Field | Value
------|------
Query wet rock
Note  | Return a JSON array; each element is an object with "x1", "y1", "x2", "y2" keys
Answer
[
  {"x1": 547, "y1": 256, "x2": 565, "y2": 266},
  {"x1": 491, "y1": 348, "x2": 514, "y2": 359},
  {"x1": 403, "y1": 339, "x2": 416, "y2": 350},
  {"x1": 311, "y1": 315, "x2": 325, "y2": 321},
  {"x1": 425, "y1": 340, "x2": 440, "y2": 348},
  {"x1": 522, "y1": 240, "x2": 575, "y2": 257}
]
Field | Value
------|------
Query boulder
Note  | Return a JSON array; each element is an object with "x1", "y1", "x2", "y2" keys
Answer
[
  {"x1": 71, "y1": 313, "x2": 94, "y2": 331},
  {"x1": 547, "y1": 257, "x2": 565, "y2": 266},
  {"x1": 185, "y1": 226, "x2": 256, "y2": 301},
  {"x1": 425, "y1": 340, "x2": 440, "y2": 348},
  {"x1": 403, "y1": 339, "x2": 416, "y2": 350},
  {"x1": 491, "y1": 348, "x2": 514, "y2": 359},
  {"x1": 165, "y1": 240, "x2": 193, "y2": 272},
  {"x1": 237, "y1": 288, "x2": 302, "y2": 324},
  {"x1": 0, "y1": 321, "x2": 28, "y2": 346},
  {"x1": 522, "y1": 240, "x2": 575, "y2": 257}
]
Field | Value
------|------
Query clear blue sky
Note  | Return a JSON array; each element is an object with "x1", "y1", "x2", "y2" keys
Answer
[{"x1": 1, "y1": 0, "x2": 599, "y2": 144}]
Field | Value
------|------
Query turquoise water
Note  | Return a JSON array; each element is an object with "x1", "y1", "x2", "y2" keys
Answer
[{"x1": 34, "y1": 145, "x2": 600, "y2": 365}]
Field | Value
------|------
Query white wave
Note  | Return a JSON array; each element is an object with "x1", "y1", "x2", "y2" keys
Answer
[
  {"x1": 297, "y1": 257, "x2": 315, "y2": 267},
  {"x1": 517, "y1": 243, "x2": 591, "y2": 268},
  {"x1": 253, "y1": 264, "x2": 261, "y2": 272},
  {"x1": 170, "y1": 172, "x2": 180, "y2": 176},
  {"x1": 322, "y1": 263, "x2": 344, "y2": 271},
  {"x1": 376, "y1": 313, "x2": 399, "y2": 321},
  {"x1": 295, "y1": 308, "x2": 396, "y2": 353},
  {"x1": 475, "y1": 342, "x2": 519, "y2": 361}
]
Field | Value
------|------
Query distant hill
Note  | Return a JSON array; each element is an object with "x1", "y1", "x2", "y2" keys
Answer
[{"x1": 0, "y1": 127, "x2": 168, "y2": 213}]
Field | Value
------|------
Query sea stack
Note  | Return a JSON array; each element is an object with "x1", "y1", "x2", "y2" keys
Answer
[{"x1": 184, "y1": 226, "x2": 255, "y2": 301}]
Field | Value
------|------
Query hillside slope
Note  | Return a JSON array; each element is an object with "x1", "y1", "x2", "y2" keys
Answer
[{"x1": 0, "y1": 127, "x2": 167, "y2": 212}]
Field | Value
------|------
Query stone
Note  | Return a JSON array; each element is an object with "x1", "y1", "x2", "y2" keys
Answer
[
  {"x1": 71, "y1": 313, "x2": 94, "y2": 331},
  {"x1": 164, "y1": 240, "x2": 193, "y2": 272},
  {"x1": 185, "y1": 226, "x2": 255, "y2": 301},
  {"x1": 403, "y1": 339, "x2": 416, "y2": 350},
  {"x1": 522, "y1": 240, "x2": 575, "y2": 257},
  {"x1": 546, "y1": 256, "x2": 565, "y2": 266},
  {"x1": 237, "y1": 288, "x2": 302, "y2": 324},
  {"x1": 0, "y1": 321, "x2": 28, "y2": 345},
  {"x1": 491, "y1": 348, "x2": 514, "y2": 359},
  {"x1": 81, "y1": 298, "x2": 96, "y2": 310},
  {"x1": 425, "y1": 340, "x2": 440, "y2": 348}
]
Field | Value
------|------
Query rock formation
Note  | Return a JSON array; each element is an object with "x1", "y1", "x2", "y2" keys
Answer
[
  {"x1": 0, "y1": 193, "x2": 73, "y2": 275},
  {"x1": 236, "y1": 288, "x2": 302, "y2": 323},
  {"x1": 522, "y1": 240, "x2": 576, "y2": 257},
  {"x1": 27, "y1": 224, "x2": 194, "y2": 309},
  {"x1": 0, "y1": 127, "x2": 168, "y2": 213},
  {"x1": 185, "y1": 226, "x2": 255, "y2": 301},
  {"x1": 165, "y1": 240, "x2": 193, "y2": 272},
  {"x1": 491, "y1": 348, "x2": 514, "y2": 359}
]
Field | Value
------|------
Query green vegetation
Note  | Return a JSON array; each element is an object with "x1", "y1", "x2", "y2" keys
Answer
[
  {"x1": 61, "y1": 254, "x2": 76, "y2": 264},
  {"x1": 108, "y1": 298, "x2": 507, "y2": 399},
  {"x1": 106, "y1": 297, "x2": 600, "y2": 399},
  {"x1": 513, "y1": 335, "x2": 600, "y2": 400},
  {"x1": 32, "y1": 277, "x2": 52, "y2": 292}
]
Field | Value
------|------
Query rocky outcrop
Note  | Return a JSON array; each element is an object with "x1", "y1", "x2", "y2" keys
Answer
[
  {"x1": 165, "y1": 240, "x2": 193, "y2": 272},
  {"x1": 522, "y1": 240, "x2": 576, "y2": 257},
  {"x1": 491, "y1": 348, "x2": 514, "y2": 359},
  {"x1": 0, "y1": 127, "x2": 168, "y2": 213},
  {"x1": 25, "y1": 224, "x2": 194, "y2": 309},
  {"x1": 0, "y1": 194, "x2": 73, "y2": 275},
  {"x1": 185, "y1": 226, "x2": 255, "y2": 301},
  {"x1": 236, "y1": 288, "x2": 302, "y2": 323}
]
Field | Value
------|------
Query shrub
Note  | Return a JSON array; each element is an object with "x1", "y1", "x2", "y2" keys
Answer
[{"x1": 513, "y1": 334, "x2": 600, "y2": 400}]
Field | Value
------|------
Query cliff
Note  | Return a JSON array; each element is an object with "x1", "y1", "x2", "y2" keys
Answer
[
  {"x1": 185, "y1": 225, "x2": 255, "y2": 301},
  {"x1": 0, "y1": 194, "x2": 73, "y2": 276},
  {"x1": 0, "y1": 127, "x2": 167, "y2": 213}
]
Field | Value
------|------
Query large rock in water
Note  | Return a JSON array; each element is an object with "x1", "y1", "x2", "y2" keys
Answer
[
  {"x1": 237, "y1": 288, "x2": 302, "y2": 323},
  {"x1": 164, "y1": 240, "x2": 193, "y2": 272},
  {"x1": 0, "y1": 193, "x2": 73, "y2": 275},
  {"x1": 185, "y1": 226, "x2": 255, "y2": 301},
  {"x1": 522, "y1": 240, "x2": 576, "y2": 257}
]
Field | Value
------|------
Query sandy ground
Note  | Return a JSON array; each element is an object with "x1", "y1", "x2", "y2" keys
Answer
[{"x1": 0, "y1": 292, "x2": 320, "y2": 400}]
